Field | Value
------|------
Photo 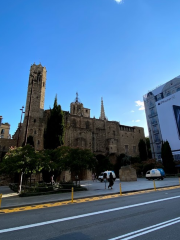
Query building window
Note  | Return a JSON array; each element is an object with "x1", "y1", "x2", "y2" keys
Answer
[
  {"x1": 125, "y1": 145, "x2": 128, "y2": 154},
  {"x1": 139, "y1": 130, "x2": 140, "y2": 133},
  {"x1": 1, "y1": 129, "x2": 4, "y2": 134},
  {"x1": 72, "y1": 119, "x2": 76, "y2": 127},
  {"x1": 37, "y1": 140, "x2": 40, "y2": 145},
  {"x1": 34, "y1": 119, "x2": 36, "y2": 123},
  {"x1": 133, "y1": 146, "x2": 136, "y2": 153},
  {"x1": 86, "y1": 121, "x2": 90, "y2": 129},
  {"x1": 34, "y1": 130, "x2": 36, "y2": 134},
  {"x1": 43, "y1": 82, "x2": 45, "y2": 87}
]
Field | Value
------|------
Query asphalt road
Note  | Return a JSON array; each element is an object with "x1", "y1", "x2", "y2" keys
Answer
[{"x1": 1, "y1": 188, "x2": 180, "y2": 240}]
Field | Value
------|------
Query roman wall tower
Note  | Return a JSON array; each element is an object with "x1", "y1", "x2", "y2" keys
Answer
[{"x1": 20, "y1": 63, "x2": 47, "y2": 150}]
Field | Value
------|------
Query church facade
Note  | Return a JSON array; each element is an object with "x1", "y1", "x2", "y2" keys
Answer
[{"x1": 14, "y1": 64, "x2": 145, "y2": 159}]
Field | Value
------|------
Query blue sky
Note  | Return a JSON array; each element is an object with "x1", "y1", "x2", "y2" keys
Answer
[{"x1": 1, "y1": 0, "x2": 180, "y2": 137}]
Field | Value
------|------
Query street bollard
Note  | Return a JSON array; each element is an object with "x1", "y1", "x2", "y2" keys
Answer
[
  {"x1": 119, "y1": 183, "x2": 122, "y2": 196},
  {"x1": 153, "y1": 180, "x2": 156, "y2": 191},
  {"x1": 71, "y1": 187, "x2": 74, "y2": 203},
  {"x1": 0, "y1": 194, "x2": 2, "y2": 209}
]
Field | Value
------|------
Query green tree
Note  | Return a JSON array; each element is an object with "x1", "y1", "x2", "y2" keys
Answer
[
  {"x1": 121, "y1": 155, "x2": 131, "y2": 166},
  {"x1": 0, "y1": 145, "x2": 38, "y2": 175},
  {"x1": 161, "y1": 140, "x2": 175, "y2": 173},
  {"x1": 138, "y1": 139, "x2": 147, "y2": 161},
  {"x1": 96, "y1": 154, "x2": 113, "y2": 175},
  {"x1": 0, "y1": 145, "x2": 40, "y2": 189},
  {"x1": 60, "y1": 147, "x2": 97, "y2": 176},
  {"x1": 44, "y1": 95, "x2": 64, "y2": 149},
  {"x1": 145, "y1": 137, "x2": 152, "y2": 159},
  {"x1": 39, "y1": 149, "x2": 56, "y2": 182}
]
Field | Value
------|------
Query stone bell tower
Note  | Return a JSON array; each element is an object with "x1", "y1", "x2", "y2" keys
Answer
[
  {"x1": 20, "y1": 63, "x2": 47, "y2": 149},
  {"x1": 25, "y1": 63, "x2": 47, "y2": 119}
]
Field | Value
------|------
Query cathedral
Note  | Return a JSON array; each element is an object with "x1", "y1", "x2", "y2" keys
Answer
[{"x1": 13, "y1": 63, "x2": 145, "y2": 161}]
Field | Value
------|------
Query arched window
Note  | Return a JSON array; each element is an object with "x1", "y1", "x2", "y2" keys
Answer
[{"x1": 1, "y1": 129, "x2": 4, "y2": 134}]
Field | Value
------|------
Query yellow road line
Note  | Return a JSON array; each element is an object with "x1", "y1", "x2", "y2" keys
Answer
[{"x1": 0, "y1": 185, "x2": 179, "y2": 214}]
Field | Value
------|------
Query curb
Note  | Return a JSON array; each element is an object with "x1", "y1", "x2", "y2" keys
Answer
[{"x1": 1, "y1": 184, "x2": 180, "y2": 210}]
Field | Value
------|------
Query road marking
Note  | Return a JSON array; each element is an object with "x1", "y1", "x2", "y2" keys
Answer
[
  {"x1": 0, "y1": 195, "x2": 180, "y2": 234},
  {"x1": 108, "y1": 217, "x2": 180, "y2": 240},
  {"x1": 0, "y1": 185, "x2": 180, "y2": 214}
]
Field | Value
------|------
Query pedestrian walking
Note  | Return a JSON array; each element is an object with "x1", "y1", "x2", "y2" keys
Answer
[
  {"x1": 95, "y1": 173, "x2": 97, "y2": 181},
  {"x1": 92, "y1": 173, "x2": 95, "y2": 182},
  {"x1": 103, "y1": 172, "x2": 107, "y2": 189},
  {"x1": 108, "y1": 172, "x2": 114, "y2": 189},
  {"x1": 51, "y1": 175, "x2": 55, "y2": 185}
]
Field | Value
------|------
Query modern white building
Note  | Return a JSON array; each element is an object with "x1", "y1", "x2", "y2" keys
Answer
[{"x1": 144, "y1": 76, "x2": 180, "y2": 161}]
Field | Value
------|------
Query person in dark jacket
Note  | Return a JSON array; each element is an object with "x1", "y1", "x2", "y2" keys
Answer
[
  {"x1": 103, "y1": 172, "x2": 107, "y2": 189},
  {"x1": 108, "y1": 172, "x2": 114, "y2": 189}
]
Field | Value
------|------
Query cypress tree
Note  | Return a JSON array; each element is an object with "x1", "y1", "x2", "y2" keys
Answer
[
  {"x1": 44, "y1": 95, "x2": 64, "y2": 149},
  {"x1": 145, "y1": 137, "x2": 152, "y2": 159},
  {"x1": 138, "y1": 139, "x2": 147, "y2": 161},
  {"x1": 161, "y1": 140, "x2": 175, "y2": 173}
]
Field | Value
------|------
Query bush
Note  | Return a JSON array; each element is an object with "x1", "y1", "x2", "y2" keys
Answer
[
  {"x1": 35, "y1": 186, "x2": 54, "y2": 192},
  {"x1": 59, "y1": 181, "x2": 74, "y2": 189},
  {"x1": 18, "y1": 181, "x2": 87, "y2": 197},
  {"x1": 132, "y1": 159, "x2": 164, "y2": 176},
  {"x1": 9, "y1": 183, "x2": 19, "y2": 192}
]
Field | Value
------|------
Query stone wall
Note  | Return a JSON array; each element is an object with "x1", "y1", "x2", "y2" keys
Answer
[
  {"x1": 0, "y1": 139, "x2": 17, "y2": 157},
  {"x1": 119, "y1": 166, "x2": 137, "y2": 181}
]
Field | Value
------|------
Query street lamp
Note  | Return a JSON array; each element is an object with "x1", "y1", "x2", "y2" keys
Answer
[
  {"x1": 17, "y1": 106, "x2": 25, "y2": 147},
  {"x1": 24, "y1": 76, "x2": 34, "y2": 146},
  {"x1": 0, "y1": 116, "x2": 2, "y2": 127}
]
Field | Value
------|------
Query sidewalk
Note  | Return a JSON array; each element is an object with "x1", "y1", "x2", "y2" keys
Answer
[{"x1": 0, "y1": 178, "x2": 180, "y2": 209}]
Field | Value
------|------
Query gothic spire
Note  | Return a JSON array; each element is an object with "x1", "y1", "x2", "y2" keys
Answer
[{"x1": 99, "y1": 97, "x2": 106, "y2": 120}]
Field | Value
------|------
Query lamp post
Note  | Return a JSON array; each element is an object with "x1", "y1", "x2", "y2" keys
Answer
[
  {"x1": 24, "y1": 77, "x2": 34, "y2": 146},
  {"x1": 0, "y1": 116, "x2": 2, "y2": 160},
  {"x1": 19, "y1": 77, "x2": 34, "y2": 193},
  {"x1": 17, "y1": 106, "x2": 25, "y2": 147},
  {"x1": 0, "y1": 116, "x2": 2, "y2": 127}
]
